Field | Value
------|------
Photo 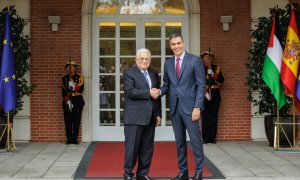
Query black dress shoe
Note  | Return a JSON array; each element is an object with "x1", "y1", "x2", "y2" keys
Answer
[
  {"x1": 136, "y1": 175, "x2": 154, "y2": 180},
  {"x1": 171, "y1": 172, "x2": 189, "y2": 180},
  {"x1": 123, "y1": 175, "x2": 133, "y2": 180},
  {"x1": 192, "y1": 174, "x2": 202, "y2": 180}
]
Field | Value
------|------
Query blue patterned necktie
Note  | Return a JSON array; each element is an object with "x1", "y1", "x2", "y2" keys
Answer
[{"x1": 143, "y1": 71, "x2": 151, "y2": 88}]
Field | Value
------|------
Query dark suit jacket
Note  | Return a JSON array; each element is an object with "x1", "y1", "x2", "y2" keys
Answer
[
  {"x1": 123, "y1": 66, "x2": 162, "y2": 125},
  {"x1": 160, "y1": 51, "x2": 205, "y2": 115}
]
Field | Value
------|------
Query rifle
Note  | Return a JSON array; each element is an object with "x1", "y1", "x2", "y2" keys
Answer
[
  {"x1": 67, "y1": 60, "x2": 73, "y2": 111},
  {"x1": 207, "y1": 40, "x2": 212, "y2": 101}
]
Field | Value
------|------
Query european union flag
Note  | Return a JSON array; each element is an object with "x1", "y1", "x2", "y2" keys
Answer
[{"x1": 0, "y1": 11, "x2": 17, "y2": 113}]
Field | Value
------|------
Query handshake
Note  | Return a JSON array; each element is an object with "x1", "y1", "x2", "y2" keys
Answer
[{"x1": 150, "y1": 88, "x2": 160, "y2": 99}]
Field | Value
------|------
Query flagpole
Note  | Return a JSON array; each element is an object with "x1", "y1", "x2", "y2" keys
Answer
[
  {"x1": 6, "y1": 0, "x2": 9, "y2": 11},
  {"x1": 208, "y1": 39, "x2": 212, "y2": 100},
  {"x1": 5, "y1": 112, "x2": 15, "y2": 152},
  {"x1": 68, "y1": 60, "x2": 73, "y2": 112},
  {"x1": 291, "y1": 0, "x2": 297, "y2": 142},
  {"x1": 293, "y1": 100, "x2": 296, "y2": 148},
  {"x1": 275, "y1": 8, "x2": 279, "y2": 150},
  {"x1": 290, "y1": 3, "x2": 296, "y2": 150},
  {"x1": 275, "y1": 104, "x2": 279, "y2": 150},
  {"x1": 6, "y1": 113, "x2": 9, "y2": 150}
]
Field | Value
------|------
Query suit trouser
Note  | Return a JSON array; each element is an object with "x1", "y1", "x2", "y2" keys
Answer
[
  {"x1": 63, "y1": 103, "x2": 84, "y2": 142},
  {"x1": 124, "y1": 122, "x2": 155, "y2": 176},
  {"x1": 171, "y1": 102, "x2": 204, "y2": 175},
  {"x1": 202, "y1": 100, "x2": 220, "y2": 142}
]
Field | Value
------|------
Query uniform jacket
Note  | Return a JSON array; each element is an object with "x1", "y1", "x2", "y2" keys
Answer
[
  {"x1": 62, "y1": 74, "x2": 85, "y2": 105},
  {"x1": 205, "y1": 64, "x2": 224, "y2": 102}
]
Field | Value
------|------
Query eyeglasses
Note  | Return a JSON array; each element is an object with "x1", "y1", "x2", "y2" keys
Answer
[{"x1": 137, "y1": 58, "x2": 151, "y2": 62}]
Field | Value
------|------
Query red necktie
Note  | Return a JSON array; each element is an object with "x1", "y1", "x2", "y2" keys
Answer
[{"x1": 176, "y1": 57, "x2": 180, "y2": 79}]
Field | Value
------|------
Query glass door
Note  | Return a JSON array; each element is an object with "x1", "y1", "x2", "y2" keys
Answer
[{"x1": 92, "y1": 19, "x2": 184, "y2": 141}]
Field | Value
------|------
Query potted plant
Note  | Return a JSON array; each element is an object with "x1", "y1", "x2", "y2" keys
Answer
[
  {"x1": 246, "y1": 4, "x2": 298, "y2": 147},
  {"x1": 0, "y1": 5, "x2": 34, "y2": 147}
]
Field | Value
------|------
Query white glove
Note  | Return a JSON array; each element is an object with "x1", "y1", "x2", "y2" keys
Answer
[
  {"x1": 207, "y1": 69, "x2": 213, "y2": 75},
  {"x1": 68, "y1": 81, "x2": 75, "y2": 91},
  {"x1": 205, "y1": 92, "x2": 211, "y2": 101},
  {"x1": 66, "y1": 100, "x2": 73, "y2": 112}
]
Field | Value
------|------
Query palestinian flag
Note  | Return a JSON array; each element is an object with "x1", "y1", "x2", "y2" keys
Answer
[{"x1": 262, "y1": 14, "x2": 286, "y2": 108}]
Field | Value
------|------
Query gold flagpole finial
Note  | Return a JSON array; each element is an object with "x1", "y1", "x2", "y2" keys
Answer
[{"x1": 6, "y1": 0, "x2": 10, "y2": 11}]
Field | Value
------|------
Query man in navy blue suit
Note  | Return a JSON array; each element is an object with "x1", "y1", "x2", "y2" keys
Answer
[
  {"x1": 159, "y1": 34, "x2": 206, "y2": 180},
  {"x1": 123, "y1": 48, "x2": 162, "y2": 180}
]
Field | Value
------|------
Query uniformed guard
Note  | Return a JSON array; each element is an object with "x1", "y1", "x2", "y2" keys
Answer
[
  {"x1": 62, "y1": 60, "x2": 85, "y2": 145},
  {"x1": 200, "y1": 51, "x2": 224, "y2": 144}
]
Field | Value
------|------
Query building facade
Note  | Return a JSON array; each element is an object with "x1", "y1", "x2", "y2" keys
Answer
[{"x1": 4, "y1": 0, "x2": 289, "y2": 142}]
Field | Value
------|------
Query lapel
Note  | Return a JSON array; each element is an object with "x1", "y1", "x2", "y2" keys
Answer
[
  {"x1": 172, "y1": 52, "x2": 189, "y2": 83},
  {"x1": 178, "y1": 52, "x2": 188, "y2": 81},
  {"x1": 134, "y1": 66, "x2": 150, "y2": 88},
  {"x1": 170, "y1": 56, "x2": 177, "y2": 82},
  {"x1": 148, "y1": 70, "x2": 154, "y2": 88}
]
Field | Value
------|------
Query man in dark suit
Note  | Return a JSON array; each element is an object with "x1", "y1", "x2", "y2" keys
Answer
[
  {"x1": 159, "y1": 34, "x2": 206, "y2": 180},
  {"x1": 123, "y1": 48, "x2": 162, "y2": 180}
]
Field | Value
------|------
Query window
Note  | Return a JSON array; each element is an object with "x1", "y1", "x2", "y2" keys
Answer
[{"x1": 96, "y1": 0, "x2": 186, "y2": 15}]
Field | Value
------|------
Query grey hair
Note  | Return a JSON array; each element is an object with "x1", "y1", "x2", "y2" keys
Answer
[{"x1": 136, "y1": 48, "x2": 151, "y2": 57}]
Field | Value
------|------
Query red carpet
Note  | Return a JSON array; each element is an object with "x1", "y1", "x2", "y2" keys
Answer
[{"x1": 85, "y1": 142, "x2": 212, "y2": 178}]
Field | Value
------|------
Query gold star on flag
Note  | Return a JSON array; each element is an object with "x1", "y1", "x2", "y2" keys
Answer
[
  {"x1": 11, "y1": 74, "x2": 16, "y2": 80},
  {"x1": 3, "y1": 76, "x2": 9, "y2": 83},
  {"x1": 3, "y1": 39, "x2": 7, "y2": 45}
]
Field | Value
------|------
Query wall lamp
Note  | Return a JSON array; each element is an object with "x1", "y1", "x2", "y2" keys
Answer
[
  {"x1": 220, "y1": 16, "x2": 233, "y2": 32},
  {"x1": 48, "y1": 16, "x2": 61, "y2": 32}
]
